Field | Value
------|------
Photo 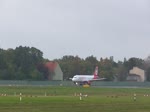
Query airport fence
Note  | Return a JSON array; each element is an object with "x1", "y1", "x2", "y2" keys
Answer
[{"x1": 0, "y1": 80, "x2": 150, "y2": 88}]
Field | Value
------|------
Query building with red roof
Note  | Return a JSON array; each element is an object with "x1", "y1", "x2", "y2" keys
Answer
[{"x1": 45, "y1": 62, "x2": 63, "y2": 80}]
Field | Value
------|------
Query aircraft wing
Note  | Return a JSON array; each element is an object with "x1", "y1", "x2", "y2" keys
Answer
[{"x1": 91, "y1": 78, "x2": 106, "y2": 81}]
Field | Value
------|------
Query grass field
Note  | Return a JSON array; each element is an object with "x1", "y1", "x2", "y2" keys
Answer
[{"x1": 0, "y1": 86, "x2": 150, "y2": 112}]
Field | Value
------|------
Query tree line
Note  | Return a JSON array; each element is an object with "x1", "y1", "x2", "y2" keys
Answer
[
  {"x1": 55, "y1": 56, "x2": 150, "y2": 81},
  {"x1": 1, "y1": 46, "x2": 150, "y2": 81},
  {"x1": 0, "y1": 46, "x2": 45, "y2": 80}
]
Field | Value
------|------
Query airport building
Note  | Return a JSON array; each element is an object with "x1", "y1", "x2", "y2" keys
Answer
[
  {"x1": 127, "y1": 67, "x2": 146, "y2": 82},
  {"x1": 45, "y1": 62, "x2": 63, "y2": 81}
]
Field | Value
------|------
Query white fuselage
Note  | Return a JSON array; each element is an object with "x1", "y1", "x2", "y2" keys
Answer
[{"x1": 72, "y1": 75, "x2": 94, "y2": 82}]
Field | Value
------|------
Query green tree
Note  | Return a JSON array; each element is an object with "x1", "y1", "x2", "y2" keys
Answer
[
  {"x1": 99, "y1": 58, "x2": 115, "y2": 81},
  {"x1": 116, "y1": 61, "x2": 128, "y2": 81},
  {"x1": 124, "y1": 57, "x2": 144, "y2": 70},
  {"x1": 13, "y1": 46, "x2": 43, "y2": 80}
]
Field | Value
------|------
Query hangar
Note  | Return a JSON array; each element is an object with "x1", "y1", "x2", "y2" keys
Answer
[{"x1": 127, "y1": 67, "x2": 145, "y2": 82}]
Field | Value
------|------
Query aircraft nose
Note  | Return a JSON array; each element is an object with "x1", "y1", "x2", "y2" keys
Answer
[
  {"x1": 72, "y1": 78, "x2": 75, "y2": 81},
  {"x1": 72, "y1": 77, "x2": 76, "y2": 81}
]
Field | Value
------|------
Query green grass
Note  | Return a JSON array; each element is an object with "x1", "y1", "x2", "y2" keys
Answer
[{"x1": 0, "y1": 86, "x2": 150, "y2": 112}]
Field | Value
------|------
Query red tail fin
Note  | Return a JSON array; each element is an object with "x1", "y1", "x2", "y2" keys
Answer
[{"x1": 93, "y1": 66, "x2": 99, "y2": 79}]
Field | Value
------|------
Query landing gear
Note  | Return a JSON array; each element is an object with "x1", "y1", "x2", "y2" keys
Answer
[
  {"x1": 74, "y1": 82, "x2": 91, "y2": 86},
  {"x1": 83, "y1": 81, "x2": 91, "y2": 85},
  {"x1": 74, "y1": 82, "x2": 79, "y2": 86}
]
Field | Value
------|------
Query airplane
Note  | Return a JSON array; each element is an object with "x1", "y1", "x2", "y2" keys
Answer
[{"x1": 69, "y1": 66, "x2": 105, "y2": 86}]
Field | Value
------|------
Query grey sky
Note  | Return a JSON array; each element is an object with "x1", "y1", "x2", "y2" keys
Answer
[{"x1": 0, "y1": 0, "x2": 150, "y2": 61}]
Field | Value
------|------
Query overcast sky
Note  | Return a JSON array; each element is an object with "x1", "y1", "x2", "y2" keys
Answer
[{"x1": 0, "y1": 0, "x2": 150, "y2": 61}]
